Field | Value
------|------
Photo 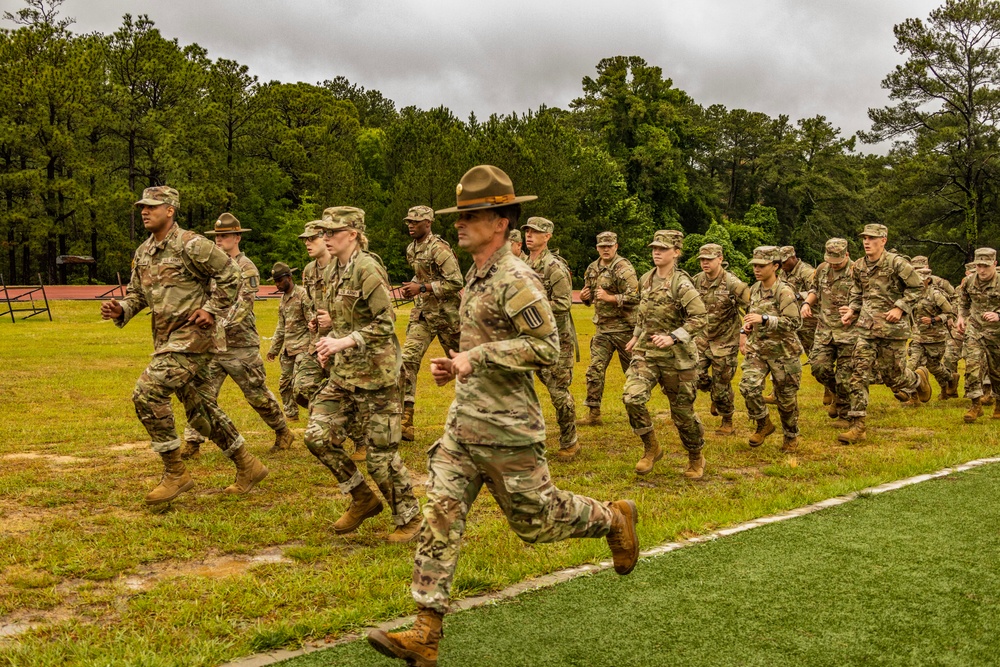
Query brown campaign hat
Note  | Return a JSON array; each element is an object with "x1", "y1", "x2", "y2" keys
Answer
[
  {"x1": 523, "y1": 217, "x2": 554, "y2": 234},
  {"x1": 698, "y1": 243, "x2": 723, "y2": 260},
  {"x1": 205, "y1": 212, "x2": 251, "y2": 236},
  {"x1": 824, "y1": 238, "x2": 849, "y2": 262},
  {"x1": 973, "y1": 247, "x2": 997, "y2": 265},
  {"x1": 298, "y1": 222, "x2": 322, "y2": 239},
  {"x1": 405, "y1": 205, "x2": 434, "y2": 222},
  {"x1": 860, "y1": 223, "x2": 888, "y2": 238},
  {"x1": 648, "y1": 229, "x2": 684, "y2": 250},
  {"x1": 318, "y1": 206, "x2": 366, "y2": 233},
  {"x1": 435, "y1": 165, "x2": 537, "y2": 214},
  {"x1": 134, "y1": 186, "x2": 180, "y2": 208},
  {"x1": 596, "y1": 231, "x2": 617, "y2": 246},
  {"x1": 270, "y1": 262, "x2": 297, "y2": 280},
  {"x1": 750, "y1": 246, "x2": 781, "y2": 265}
]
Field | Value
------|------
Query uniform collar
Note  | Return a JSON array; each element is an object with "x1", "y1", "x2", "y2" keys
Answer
[
  {"x1": 472, "y1": 243, "x2": 510, "y2": 280},
  {"x1": 147, "y1": 223, "x2": 180, "y2": 254}
]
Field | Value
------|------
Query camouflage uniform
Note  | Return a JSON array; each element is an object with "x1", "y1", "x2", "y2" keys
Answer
[
  {"x1": 412, "y1": 242, "x2": 616, "y2": 614},
  {"x1": 268, "y1": 281, "x2": 313, "y2": 419},
  {"x1": 692, "y1": 247, "x2": 751, "y2": 420},
  {"x1": 115, "y1": 222, "x2": 245, "y2": 455},
  {"x1": 906, "y1": 276, "x2": 955, "y2": 390},
  {"x1": 295, "y1": 255, "x2": 331, "y2": 406},
  {"x1": 184, "y1": 251, "x2": 287, "y2": 445},
  {"x1": 957, "y1": 250, "x2": 1000, "y2": 401},
  {"x1": 739, "y1": 248, "x2": 803, "y2": 439},
  {"x1": 622, "y1": 231, "x2": 707, "y2": 455},
  {"x1": 525, "y1": 217, "x2": 577, "y2": 450},
  {"x1": 807, "y1": 239, "x2": 858, "y2": 420},
  {"x1": 581, "y1": 233, "x2": 639, "y2": 409},
  {"x1": 402, "y1": 209, "x2": 463, "y2": 407},
  {"x1": 303, "y1": 208, "x2": 418, "y2": 528},
  {"x1": 779, "y1": 247, "x2": 817, "y2": 356}
]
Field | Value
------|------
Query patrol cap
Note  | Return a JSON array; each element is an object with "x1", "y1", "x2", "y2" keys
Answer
[
  {"x1": 916, "y1": 267, "x2": 932, "y2": 277},
  {"x1": 750, "y1": 245, "x2": 782, "y2": 265},
  {"x1": 318, "y1": 206, "x2": 366, "y2": 233},
  {"x1": 974, "y1": 247, "x2": 997, "y2": 265},
  {"x1": 965, "y1": 262, "x2": 977, "y2": 272},
  {"x1": 405, "y1": 205, "x2": 434, "y2": 222},
  {"x1": 648, "y1": 229, "x2": 684, "y2": 249},
  {"x1": 596, "y1": 231, "x2": 617, "y2": 246},
  {"x1": 779, "y1": 245, "x2": 796, "y2": 262},
  {"x1": 523, "y1": 216, "x2": 554, "y2": 234},
  {"x1": 270, "y1": 262, "x2": 296, "y2": 280},
  {"x1": 698, "y1": 243, "x2": 724, "y2": 260},
  {"x1": 436, "y1": 165, "x2": 537, "y2": 214},
  {"x1": 134, "y1": 186, "x2": 180, "y2": 208},
  {"x1": 509, "y1": 229, "x2": 522, "y2": 243},
  {"x1": 824, "y1": 238, "x2": 849, "y2": 262},
  {"x1": 860, "y1": 223, "x2": 888, "y2": 238},
  {"x1": 298, "y1": 222, "x2": 322, "y2": 239},
  {"x1": 910, "y1": 255, "x2": 929, "y2": 270},
  {"x1": 204, "y1": 212, "x2": 251, "y2": 236}
]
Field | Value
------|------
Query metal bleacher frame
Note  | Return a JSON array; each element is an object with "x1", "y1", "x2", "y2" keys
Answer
[
  {"x1": 0, "y1": 273, "x2": 53, "y2": 323},
  {"x1": 94, "y1": 272, "x2": 125, "y2": 300}
]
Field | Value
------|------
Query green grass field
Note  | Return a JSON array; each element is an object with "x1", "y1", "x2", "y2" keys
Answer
[{"x1": 1, "y1": 300, "x2": 998, "y2": 666}]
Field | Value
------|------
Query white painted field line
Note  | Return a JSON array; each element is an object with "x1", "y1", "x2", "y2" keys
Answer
[{"x1": 222, "y1": 455, "x2": 1000, "y2": 667}]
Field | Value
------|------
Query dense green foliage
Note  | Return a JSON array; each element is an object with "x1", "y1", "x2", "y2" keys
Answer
[{"x1": 2, "y1": 0, "x2": 999, "y2": 287}]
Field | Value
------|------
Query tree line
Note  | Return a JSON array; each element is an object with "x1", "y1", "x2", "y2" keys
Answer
[{"x1": 2, "y1": 0, "x2": 998, "y2": 288}]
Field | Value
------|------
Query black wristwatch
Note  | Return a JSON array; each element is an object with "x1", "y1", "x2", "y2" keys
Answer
[
  {"x1": 762, "y1": 314, "x2": 770, "y2": 325},
  {"x1": 419, "y1": 284, "x2": 427, "y2": 294}
]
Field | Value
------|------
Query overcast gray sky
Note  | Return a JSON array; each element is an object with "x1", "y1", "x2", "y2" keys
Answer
[{"x1": 4, "y1": 0, "x2": 943, "y2": 149}]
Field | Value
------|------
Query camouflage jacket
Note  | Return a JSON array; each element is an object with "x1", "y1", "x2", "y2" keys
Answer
[
  {"x1": 780, "y1": 258, "x2": 817, "y2": 331},
  {"x1": 809, "y1": 262, "x2": 858, "y2": 346},
  {"x1": 847, "y1": 251, "x2": 922, "y2": 340},
  {"x1": 691, "y1": 269, "x2": 750, "y2": 356},
  {"x1": 632, "y1": 268, "x2": 707, "y2": 370},
  {"x1": 931, "y1": 275, "x2": 955, "y2": 296},
  {"x1": 745, "y1": 278, "x2": 802, "y2": 359},
  {"x1": 582, "y1": 254, "x2": 639, "y2": 332},
  {"x1": 324, "y1": 249, "x2": 400, "y2": 391},
  {"x1": 445, "y1": 244, "x2": 559, "y2": 447},
  {"x1": 117, "y1": 223, "x2": 238, "y2": 355},
  {"x1": 406, "y1": 233, "x2": 463, "y2": 329},
  {"x1": 527, "y1": 248, "x2": 573, "y2": 340},
  {"x1": 958, "y1": 271, "x2": 1000, "y2": 343},
  {"x1": 911, "y1": 283, "x2": 954, "y2": 344},
  {"x1": 269, "y1": 284, "x2": 313, "y2": 357},
  {"x1": 303, "y1": 258, "x2": 332, "y2": 354},
  {"x1": 218, "y1": 252, "x2": 260, "y2": 348}
]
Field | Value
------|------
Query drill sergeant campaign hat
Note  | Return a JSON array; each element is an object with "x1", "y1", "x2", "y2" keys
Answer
[
  {"x1": 973, "y1": 247, "x2": 997, "y2": 265},
  {"x1": 270, "y1": 262, "x2": 297, "y2": 280},
  {"x1": 750, "y1": 246, "x2": 782, "y2": 265},
  {"x1": 435, "y1": 165, "x2": 537, "y2": 214},
  {"x1": 648, "y1": 229, "x2": 684, "y2": 249},
  {"x1": 509, "y1": 228, "x2": 522, "y2": 243},
  {"x1": 779, "y1": 245, "x2": 796, "y2": 262},
  {"x1": 824, "y1": 238, "x2": 849, "y2": 262},
  {"x1": 298, "y1": 222, "x2": 322, "y2": 239},
  {"x1": 317, "y1": 206, "x2": 366, "y2": 233},
  {"x1": 204, "y1": 212, "x2": 251, "y2": 236},
  {"x1": 134, "y1": 186, "x2": 180, "y2": 208},
  {"x1": 698, "y1": 243, "x2": 724, "y2": 260},
  {"x1": 523, "y1": 217, "x2": 554, "y2": 233},
  {"x1": 860, "y1": 223, "x2": 888, "y2": 238},
  {"x1": 596, "y1": 231, "x2": 618, "y2": 246},
  {"x1": 404, "y1": 205, "x2": 434, "y2": 222}
]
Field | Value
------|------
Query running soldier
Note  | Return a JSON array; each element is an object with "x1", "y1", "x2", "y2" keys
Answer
[
  {"x1": 956, "y1": 248, "x2": 1000, "y2": 422},
  {"x1": 266, "y1": 262, "x2": 311, "y2": 423},
  {"x1": 911, "y1": 256, "x2": 960, "y2": 398},
  {"x1": 779, "y1": 245, "x2": 817, "y2": 355},
  {"x1": 906, "y1": 263, "x2": 956, "y2": 402}
]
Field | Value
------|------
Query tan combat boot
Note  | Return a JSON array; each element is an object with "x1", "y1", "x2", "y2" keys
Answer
[
  {"x1": 826, "y1": 399, "x2": 839, "y2": 419},
  {"x1": 350, "y1": 443, "x2": 368, "y2": 463},
  {"x1": 982, "y1": 385, "x2": 995, "y2": 406},
  {"x1": 837, "y1": 418, "x2": 866, "y2": 444},
  {"x1": 606, "y1": 499, "x2": 639, "y2": 574},
  {"x1": 179, "y1": 440, "x2": 201, "y2": 460},
  {"x1": 269, "y1": 427, "x2": 294, "y2": 453},
  {"x1": 781, "y1": 436, "x2": 799, "y2": 453},
  {"x1": 944, "y1": 372, "x2": 960, "y2": 399},
  {"x1": 964, "y1": 398, "x2": 983, "y2": 423},
  {"x1": 333, "y1": 483, "x2": 383, "y2": 534},
  {"x1": 748, "y1": 416, "x2": 775, "y2": 448},
  {"x1": 715, "y1": 415, "x2": 734, "y2": 436},
  {"x1": 831, "y1": 417, "x2": 851, "y2": 430},
  {"x1": 368, "y1": 607, "x2": 443, "y2": 667},
  {"x1": 577, "y1": 406, "x2": 602, "y2": 426},
  {"x1": 224, "y1": 446, "x2": 269, "y2": 494},
  {"x1": 993, "y1": 401, "x2": 1000, "y2": 419},
  {"x1": 683, "y1": 450, "x2": 705, "y2": 479},
  {"x1": 709, "y1": 401, "x2": 718, "y2": 416},
  {"x1": 634, "y1": 431, "x2": 662, "y2": 475},
  {"x1": 823, "y1": 387, "x2": 834, "y2": 405},
  {"x1": 145, "y1": 448, "x2": 195, "y2": 505},
  {"x1": 915, "y1": 367, "x2": 932, "y2": 403},
  {"x1": 387, "y1": 514, "x2": 422, "y2": 544},
  {"x1": 401, "y1": 403, "x2": 415, "y2": 442},
  {"x1": 555, "y1": 441, "x2": 581, "y2": 462}
]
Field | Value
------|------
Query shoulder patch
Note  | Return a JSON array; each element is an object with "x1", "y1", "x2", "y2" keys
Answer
[{"x1": 522, "y1": 305, "x2": 544, "y2": 329}]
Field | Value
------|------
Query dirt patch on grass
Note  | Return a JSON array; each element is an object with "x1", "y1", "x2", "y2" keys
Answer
[
  {"x1": 1, "y1": 453, "x2": 87, "y2": 465},
  {"x1": 107, "y1": 441, "x2": 149, "y2": 452},
  {"x1": 121, "y1": 546, "x2": 296, "y2": 592}
]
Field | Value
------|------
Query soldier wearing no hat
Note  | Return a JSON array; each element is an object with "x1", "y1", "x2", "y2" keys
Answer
[
  {"x1": 622, "y1": 229, "x2": 709, "y2": 478},
  {"x1": 905, "y1": 257, "x2": 956, "y2": 401},
  {"x1": 368, "y1": 166, "x2": 639, "y2": 667},
  {"x1": 691, "y1": 243, "x2": 751, "y2": 436},
  {"x1": 399, "y1": 205, "x2": 463, "y2": 442},
  {"x1": 266, "y1": 262, "x2": 311, "y2": 422},
  {"x1": 101, "y1": 187, "x2": 268, "y2": 505},
  {"x1": 579, "y1": 230, "x2": 640, "y2": 425},
  {"x1": 181, "y1": 214, "x2": 294, "y2": 457},
  {"x1": 956, "y1": 247, "x2": 1000, "y2": 422}
]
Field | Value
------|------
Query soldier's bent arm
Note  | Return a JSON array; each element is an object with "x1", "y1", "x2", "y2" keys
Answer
[
  {"x1": 617, "y1": 263, "x2": 640, "y2": 306},
  {"x1": 269, "y1": 304, "x2": 287, "y2": 357},
  {"x1": 847, "y1": 261, "x2": 864, "y2": 313},
  {"x1": 894, "y1": 256, "x2": 922, "y2": 314},
  {"x1": 466, "y1": 283, "x2": 559, "y2": 372},
  {"x1": 189, "y1": 238, "x2": 240, "y2": 318},
  {"x1": 957, "y1": 283, "x2": 973, "y2": 319},
  {"x1": 768, "y1": 287, "x2": 803, "y2": 333},
  {"x1": 432, "y1": 245, "x2": 464, "y2": 298},
  {"x1": 227, "y1": 263, "x2": 259, "y2": 327},
  {"x1": 116, "y1": 258, "x2": 149, "y2": 327},
  {"x1": 550, "y1": 265, "x2": 573, "y2": 313},
  {"x1": 729, "y1": 274, "x2": 752, "y2": 314},
  {"x1": 581, "y1": 265, "x2": 596, "y2": 306},
  {"x1": 675, "y1": 282, "x2": 708, "y2": 342},
  {"x1": 346, "y1": 269, "x2": 396, "y2": 352}
]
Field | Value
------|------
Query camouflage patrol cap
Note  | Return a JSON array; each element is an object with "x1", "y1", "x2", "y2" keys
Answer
[
  {"x1": 910, "y1": 255, "x2": 929, "y2": 270},
  {"x1": 779, "y1": 245, "x2": 796, "y2": 261},
  {"x1": 916, "y1": 267, "x2": 932, "y2": 277},
  {"x1": 298, "y1": 222, "x2": 322, "y2": 239},
  {"x1": 596, "y1": 231, "x2": 617, "y2": 246},
  {"x1": 134, "y1": 186, "x2": 180, "y2": 208},
  {"x1": 860, "y1": 223, "x2": 888, "y2": 238},
  {"x1": 966, "y1": 262, "x2": 977, "y2": 272},
  {"x1": 698, "y1": 243, "x2": 724, "y2": 260},
  {"x1": 523, "y1": 216, "x2": 554, "y2": 234},
  {"x1": 270, "y1": 262, "x2": 296, "y2": 280},
  {"x1": 405, "y1": 205, "x2": 434, "y2": 222},
  {"x1": 318, "y1": 206, "x2": 366, "y2": 233},
  {"x1": 974, "y1": 247, "x2": 997, "y2": 265},
  {"x1": 824, "y1": 238, "x2": 849, "y2": 262},
  {"x1": 750, "y1": 245, "x2": 781, "y2": 265},
  {"x1": 509, "y1": 228, "x2": 522, "y2": 243},
  {"x1": 648, "y1": 229, "x2": 684, "y2": 249}
]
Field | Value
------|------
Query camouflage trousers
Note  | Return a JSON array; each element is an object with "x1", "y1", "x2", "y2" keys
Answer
[
  {"x1": 810, "y1": 339, "x2": 855, "y2": 419},
  {"x1": 303, "y1": 380, "x2": 418, "y2": 526},
  {"x1": 184, "y1": 346, "x2": 286, "y2": 445},
  {"x1": 696, "y1": 346, "x2": 738, "y2": 417},
  {"x1": 401, "y1": 313, "x2": 461, "y2": 405},
  {"x1": 740, "y1": 354, "x2": 801, "y2": 438},
  {"x1": 537, "y1": 330, "x2": 577, "y2": 448},
  {"x1": 848, "y1": 337, "x2": 918, "y2": 418},
  {"x1": 294, "y1": 352, "x2": 368, "y2": 448},
  {"x1": 797, "y1": 318, "x2": 818, "y2": 357},
  {"x1": 906, "y1": 341, "x2": 951, "y2": 389},
  {"x1": 278, "y1": 351, "x2": 300, "y2": 419},
  {"x1": 584, "y1": 330, "x2": 633, "y2": 408},
  {"x1": 412, "y1": 435, "x2": 614, "y2": 614},
  {"x1": 622, "y1": 355, "x2": 704, "y2": 453},
  {"x1": 962, "y1": 336, "x2": 1000, "y2": 400},
  {"x1": 133, "y1": 351, "x2": 243, "y2": 455},
  {"x1": 943, "y1": 335, "x2": 963, "y2": 377}
]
